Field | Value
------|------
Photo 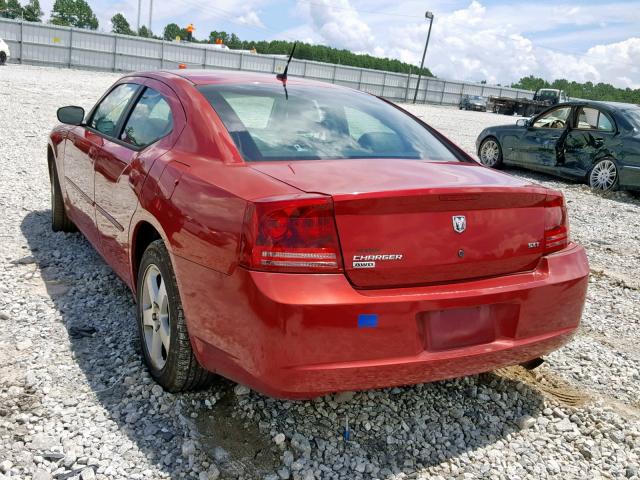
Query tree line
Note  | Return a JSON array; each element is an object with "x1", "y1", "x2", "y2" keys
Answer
[
  {"x1": 115, "y1": 18, "x2": 433, "y2": 77},
  {"x1": 1, "y1": 0, "x2": 97, "y2": 28},
  {"x1": 0, "y1": 0, "x2": 43, "y2": 22},
  {"x1": 512, "y1": 75, "x2": 640, "y2": 105}
]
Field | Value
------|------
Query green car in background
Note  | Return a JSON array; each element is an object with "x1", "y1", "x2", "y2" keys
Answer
[{"x1": 476, "y1": 101, "x2": 640, "y2": 192}]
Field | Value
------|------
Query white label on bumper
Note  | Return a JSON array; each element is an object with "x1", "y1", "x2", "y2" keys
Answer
[{"x1": 353, "y1": 261, "x2": 376, "y2": 269}]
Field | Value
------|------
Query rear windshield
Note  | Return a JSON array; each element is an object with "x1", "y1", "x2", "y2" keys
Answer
[{"x1": 198, "y1": 83, "x2": 459, "y2": 162}]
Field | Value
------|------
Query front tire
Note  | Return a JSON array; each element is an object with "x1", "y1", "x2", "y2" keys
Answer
[
  {"x1": 478, "y1": 137, "x2": 503, "y2": 168},
  {"x1": 137, "y1": 240, "x2": 215, "y2": 392},
  {"x1": 588, "y1": 158, "x2": 619, "y2": 192},
  {"x1": 50, "y1": 163, "x2": 76, "y2": 232},
  {"x1": 0, "y1": 52, "x2": 6, "y2": 66}
]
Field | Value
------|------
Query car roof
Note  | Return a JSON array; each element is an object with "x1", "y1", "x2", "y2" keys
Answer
[
  {"x1": 132, "y1": 69, "x2": 345, "y2": 89},
  {"x1": 558, "y1": 100, "x2": 640, "y2": 112}
]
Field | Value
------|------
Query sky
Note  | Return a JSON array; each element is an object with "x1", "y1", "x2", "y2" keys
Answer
[{"x1": 37, "y1": 0, "x2": 640, "y2": 89}]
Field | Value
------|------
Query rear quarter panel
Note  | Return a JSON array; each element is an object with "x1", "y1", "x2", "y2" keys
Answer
[
  {"x1": 618, "y1": 137, "x2": 640, "y2": 189},
  {"x1": 156, "y1": 159, "x2": 247, "y2": 275},
  {"x1": 152, "y1": 158, "x2": 303, "y2": 275}
]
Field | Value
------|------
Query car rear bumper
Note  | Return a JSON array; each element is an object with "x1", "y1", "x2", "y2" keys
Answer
[{"x1": 175, "y1": 244, "x2": 589, "y2": 399}]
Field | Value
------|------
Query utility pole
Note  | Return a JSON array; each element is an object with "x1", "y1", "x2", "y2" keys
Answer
[
  {"x1": 413, "y1": 11, "x2": 434, "y2": 104},
  {"x1": 148, "y1": 0, "x2": 153, "y2": 34},
  {"x1": 136, "y1": 0, "x2": 141, "y2": 32}
]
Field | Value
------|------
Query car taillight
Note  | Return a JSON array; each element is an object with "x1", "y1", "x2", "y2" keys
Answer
[
  {"x1": 240, "y1": 195, "x2": 343, "y2": 273},
  {"x1": 544, "y1": 194, "x2": 569, "y2": 254}
]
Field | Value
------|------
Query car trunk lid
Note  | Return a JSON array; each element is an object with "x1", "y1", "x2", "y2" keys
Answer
[{"x1": 251, "y1": 160, "x2": 548, "y2": 287}]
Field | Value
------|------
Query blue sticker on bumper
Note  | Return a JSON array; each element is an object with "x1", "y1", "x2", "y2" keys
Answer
[{"x1": 358, "y1": 314, "x2": 378, "y2": 328}]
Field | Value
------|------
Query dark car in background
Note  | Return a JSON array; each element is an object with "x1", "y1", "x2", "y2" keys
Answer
[
  {"x1": 476, "y1": 101, "x2": 640, "y2": 192},
  {"x1": 459, "y1": 95, "x2": 487, "y2": 111}
]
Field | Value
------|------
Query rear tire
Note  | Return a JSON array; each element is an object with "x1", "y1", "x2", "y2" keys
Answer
[
  {"x1": 50, "y1": 163, "x2": 76, "y2": 232},
  {"x1": 137, "y1": 240, "x2": 215, "y2": 392},
  {"x1": 588, "y1": 158, "x2": 619, "y2": 192},
  {"x1": 0, "y1": 52, "x2": 6, "y2": 66},
  {"x1": 478, "y1": 137, "x2": 503, "y2": 168}
]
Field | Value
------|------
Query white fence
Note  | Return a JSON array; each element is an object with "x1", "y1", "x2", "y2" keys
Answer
[{"x1": 0, "y1": 18, "x2": 535, "y2": 105}]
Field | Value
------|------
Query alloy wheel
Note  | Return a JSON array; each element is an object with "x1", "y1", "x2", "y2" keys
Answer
[
  {"x1": 589, "y1": 160, "x2": 617, "y2": 191},
  {"x1": 480, "y1": 139, "x2": 500, "y2": 167},
  {"x1": 141, "y1": 264, "x2": 171, "y2": 370}
]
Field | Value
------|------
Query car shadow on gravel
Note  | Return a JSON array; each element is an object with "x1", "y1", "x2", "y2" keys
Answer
[
  {"x1": 20, "y1": 210, "x2": 280, "y2": 479},
  {"x1": 21, "y1": 209, "x2": 553, "y2": 479}
]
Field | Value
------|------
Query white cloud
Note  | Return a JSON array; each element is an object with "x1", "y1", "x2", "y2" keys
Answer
[
  {"x1": 363, "y1": 0, "x2": 640, "y2": 88},
  {"x1": 237, "y1": 10, "x2": 266, "y2": 28},
  {"x1": 296, "y1": 0, "x2": 376, "y2": 53},
  {"x1": 273, "y1": 23, "x2": 322, "y2": 44},
  {"x1": 582, "y1": 37, "x2": 640, "y2": 88}
]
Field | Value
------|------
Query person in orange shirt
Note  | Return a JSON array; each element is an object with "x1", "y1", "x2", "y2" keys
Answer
[{"x1": 186, "y1": 23, "x2": 195, "y2": 42}]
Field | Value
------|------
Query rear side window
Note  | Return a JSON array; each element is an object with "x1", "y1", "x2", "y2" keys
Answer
[
  {"x1": 90, "y1": 83, "x2": 138, "y2": 137},
  {"x1": 597, "y1": 113, "x2": 614, "y2": 131},
  {"x1": 198, "y1": 84, "x2": 459, "y2": 162},
  {"x1": 121, "y1": 88, "x2": 173, "y2": 148},
  {"x1": 576, "y1": 107, "x2": 614, "y2": 131}
]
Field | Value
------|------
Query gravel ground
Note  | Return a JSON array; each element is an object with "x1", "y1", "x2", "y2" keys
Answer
[{"x1": 0, "y1": 65, "x2": 639, "y2": 480}]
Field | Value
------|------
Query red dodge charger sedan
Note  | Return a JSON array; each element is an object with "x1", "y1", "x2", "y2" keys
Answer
[{"x1": 48, "y1": 70, "x2": 589, "y2": 398}]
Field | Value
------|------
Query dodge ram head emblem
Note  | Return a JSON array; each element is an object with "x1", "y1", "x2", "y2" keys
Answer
[{"x1": 452, "y1": 215, "x2": 466, "y2": 233}]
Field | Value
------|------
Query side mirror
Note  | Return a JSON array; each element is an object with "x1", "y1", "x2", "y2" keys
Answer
[
  {"x1": 57, "y1": 106, "x2": 85, "y2": 126},
  {"x1": 516, "y1": 118, "x2": 530, "y2": 128}
]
